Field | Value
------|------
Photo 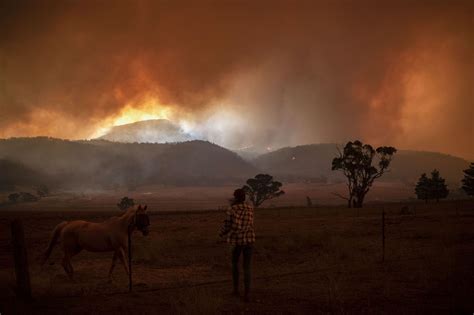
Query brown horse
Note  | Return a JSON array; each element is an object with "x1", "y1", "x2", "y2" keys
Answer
[{"x1": 42, "y1": 205, "x2": 150, "y2": 279}]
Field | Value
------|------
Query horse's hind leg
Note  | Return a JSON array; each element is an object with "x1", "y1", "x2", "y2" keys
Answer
[
  {"x1": 62, "y1": 253, "x2": 73, "y2": 279},
  {"x1": 108, "y1": 251, "x2": 118, "y2": 279},
  {"x1": 69, "y1": 247, "x2": 82, "y2": 276},
  {"x1": 62, "y1": 246, "x2": 81, "y2": 280}
]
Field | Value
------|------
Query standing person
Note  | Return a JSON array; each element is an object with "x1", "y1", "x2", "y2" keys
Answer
[{"x1": 219, "y1": 188, "x2": 255, "y2": 302}]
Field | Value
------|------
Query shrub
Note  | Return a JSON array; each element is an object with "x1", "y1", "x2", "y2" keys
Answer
[{"x1": 117, "y1": 196, "x2": 135, "y2": 210}]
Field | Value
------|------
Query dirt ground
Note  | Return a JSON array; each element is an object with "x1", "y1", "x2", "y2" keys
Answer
[{"x1": 0, "y1": 200, "x2": 473, "y2": 314}]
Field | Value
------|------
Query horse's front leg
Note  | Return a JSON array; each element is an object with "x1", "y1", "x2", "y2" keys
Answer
[
  {"x1": 108, "y1": 251, "x2": 119, "y2": 279},
  {"x1": 118, "y1": 247, "x2": 129, "y2": 275}
]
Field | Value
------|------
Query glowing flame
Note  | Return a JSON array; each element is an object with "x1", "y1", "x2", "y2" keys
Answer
[
  {"x1": 113, "y1": 104, "x2": 172, "y2": 126},
  {"x1": 91, "y1": 96, "x2": 175, "y2": 138}
]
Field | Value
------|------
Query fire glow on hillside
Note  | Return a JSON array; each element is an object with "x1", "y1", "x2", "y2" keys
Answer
[
  {"x1": 91, "y1": 96, "x2": 177, "y2": 138},
  {"x1": 91, "y1": 94, "x2": 248, "y2": 148}
]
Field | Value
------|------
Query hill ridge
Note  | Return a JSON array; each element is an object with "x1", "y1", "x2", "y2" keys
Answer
[
  {"x1": 0, "y1": 137, "x2": 256, "y2": 190},
  {"x1": 252, "y1": 143, "x2": 470, "y2": 184}
]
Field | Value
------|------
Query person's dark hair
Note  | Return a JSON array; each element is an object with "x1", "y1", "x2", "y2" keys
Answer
[{"x1": 230, "y1": 188, "x2": 246, "y2": 205}]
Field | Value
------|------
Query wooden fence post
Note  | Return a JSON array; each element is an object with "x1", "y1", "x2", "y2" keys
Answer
[
  {"x1": 11, "y1": 219, "x2": 32, "y2": 300},
  {"x1": 382, "y1": 209, "x2": 385, "y2": 262}
]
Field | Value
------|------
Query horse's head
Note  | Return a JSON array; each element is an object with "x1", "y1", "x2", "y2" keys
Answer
[{"x1": 135, "y1": 204, "x2": 150, "y2": 236}]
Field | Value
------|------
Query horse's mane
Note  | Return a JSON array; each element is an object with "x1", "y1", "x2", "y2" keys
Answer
[{"x1": 104, "y1": 207, "x2": 136, "y2": 223}]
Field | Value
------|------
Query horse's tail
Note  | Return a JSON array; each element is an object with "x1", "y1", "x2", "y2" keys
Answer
[{"x1": 41, "y1": 221, "x2": 68, "y2": 265}]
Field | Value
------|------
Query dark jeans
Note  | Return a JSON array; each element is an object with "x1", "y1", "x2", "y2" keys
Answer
[{"x1": 232, "y1": 244, "x2": 253, "y2": 295}]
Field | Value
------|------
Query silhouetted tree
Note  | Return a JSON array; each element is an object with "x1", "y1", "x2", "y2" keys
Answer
[
  {"x1": 332, "y1": 140, "x2": 397, "y2": 208},
  {"x1": 19, "y1": 192, "x2": 39, "y2": 202},
  {"x1": 117, "y1": 196, "x2": 135, "y2": 210},
  {"x1": 415, "y1": 169, "x2": 449, "y2": 202},
  {"x1": 461, "y1": 163, "x2": 474, "y2": 196},
  {"x1": 415, "y1": 173, "x2": 431, "y2": 203},
  {"x1": 8, "y1": 193, "x2": 20, "y2": 203},
  {"x1": 243, "y1": 174, "x2": 285, "y2": 207},
  {"x1": 430, "y1": 169, "x2": 449, "y2": 202},
  {"x1": 36, "y1": 184, "x2": 49, "y2": 197},
  {"x1": 9, "y1": 192, "x2": 39, "y2": 203}
]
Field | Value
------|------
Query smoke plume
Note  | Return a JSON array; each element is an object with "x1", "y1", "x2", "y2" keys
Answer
[{"x1": 0, "y1": 0, "x2": 472, "y2": 158}]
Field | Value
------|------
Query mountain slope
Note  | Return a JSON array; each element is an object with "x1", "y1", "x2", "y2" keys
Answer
[
  {"x1": 386, "y1": 150, "x2": 470, "y2": 183},
  {"x1": 253, "y1": 144, "x2": 338, "y2": 182},
  {"x1": 0, "y1": 137, "x2": 256, "y2": 189},
  {"x1": 253, "y1": 144, "x2": 470, "y2": 184},
  {"x1": 0, "y1": 159, "x2": 45, "y2": 191}
]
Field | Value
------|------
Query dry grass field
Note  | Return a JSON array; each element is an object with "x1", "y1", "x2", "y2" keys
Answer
[
  {"x1": 0, "y1": 182, "x2": 416, "y2": 212},
  {"x1": 0, "y1": 200, "x2": 473, "y2": 314}
]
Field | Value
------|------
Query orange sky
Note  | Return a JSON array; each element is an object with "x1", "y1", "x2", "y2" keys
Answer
[{"x1": 0, "y1": 0, "x2": 472, "y2": 159}]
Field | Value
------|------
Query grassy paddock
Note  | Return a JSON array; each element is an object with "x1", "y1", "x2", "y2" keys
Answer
[{"x1": 0, "y1": 200, "x2": 473, "y2": 314}]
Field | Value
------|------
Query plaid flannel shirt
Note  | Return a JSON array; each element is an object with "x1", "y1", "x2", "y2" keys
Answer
[{"x1": 219, "y1": 202, "x2": 255, "y2": 245}]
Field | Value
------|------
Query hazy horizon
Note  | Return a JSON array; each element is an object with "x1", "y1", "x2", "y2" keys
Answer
[{"x1": 0, "y1": 127, "x2": 471, "y2": 161}]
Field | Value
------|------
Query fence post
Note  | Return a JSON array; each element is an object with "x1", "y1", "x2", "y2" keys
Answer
[
  {"x1": 382, "y1": 209, "x2": 385, "y2": 262},
  {"x1": 11, "y1": 219, "x2": 32, "y2": 300},
  {"x1": 128, "y1": 227, "x2": 132, "y2": 292}
]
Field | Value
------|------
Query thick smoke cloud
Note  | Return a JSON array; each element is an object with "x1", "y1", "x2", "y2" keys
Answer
[{"x1": 0, "y1": 0, "x2": 472, "y2": 158}]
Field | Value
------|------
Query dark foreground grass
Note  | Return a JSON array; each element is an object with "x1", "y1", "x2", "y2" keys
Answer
[{"x1": 0, "y1": 200, "x2": 473, "y2": 314}]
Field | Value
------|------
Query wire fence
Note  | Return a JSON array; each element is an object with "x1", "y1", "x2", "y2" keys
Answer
[{"x1": 3, "y1": 199, "x2": 473, "y2": 300}]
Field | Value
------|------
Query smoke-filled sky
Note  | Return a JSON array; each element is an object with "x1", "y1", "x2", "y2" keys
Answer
[{"x1": 1, "y1": 0, "x2": 473, "y2": 158}]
